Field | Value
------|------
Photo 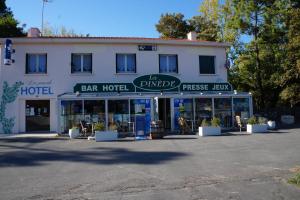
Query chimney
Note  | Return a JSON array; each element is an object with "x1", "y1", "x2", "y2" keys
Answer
[
  {"x1": 27, "y1": 28, "x2": 41, "y2": 37},
  {"x1": 187, "y1": 31, "x2": 197, "y2": 40}
]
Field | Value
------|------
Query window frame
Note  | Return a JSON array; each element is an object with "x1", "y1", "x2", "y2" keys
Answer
[
  {"x1": 25, "y1": 53, "x2": 47, "y2": 74},
  {"x1": 199, "y1": 55, "x2": 216, "y2": 75},
  {"x1": 159, "y1": 54, "x2": 178, "y2": 74},
  {"x1": 116, "y1": 53, "x2": 137, "y2": 74},
  {"x1": 71, "y1": 53, "x2": 93, "y2": 74}
]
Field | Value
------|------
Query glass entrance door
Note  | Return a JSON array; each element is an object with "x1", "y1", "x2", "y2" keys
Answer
[{"x1": 26, "y1": 100, "x2": 50, "y2": 132}]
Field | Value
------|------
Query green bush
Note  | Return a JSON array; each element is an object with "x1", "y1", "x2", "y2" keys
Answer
[
  {"x1": 247, "y1": 116, "x2": 258, "y2": 125},
  {"x1": 211, "y1": 117, "x2": 221, "y2": 127},
  {"x1": 94, "y1": 122, "x2": 105, "y2": 131},
  {"x1": 201, "y1": 119, "x2": 210, "y2": 127},
  {"x1": 258, "y1": 117, "x2": 268, "y2": 124},
  {"x1": 288, "y1": 172, "x2": 300, "y2": 186}
]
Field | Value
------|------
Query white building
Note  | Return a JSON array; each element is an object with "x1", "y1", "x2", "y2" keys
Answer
[{"x1": 0, "y1": 29, "x2": 252, "y2": 135}]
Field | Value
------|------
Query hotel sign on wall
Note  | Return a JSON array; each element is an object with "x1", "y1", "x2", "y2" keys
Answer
[
  {"x1": 74, "y1": 74, "x2": 232, "y2": 93},
  {"x1": 133, "y1": 74, "x2": 180, "y2": 92}
]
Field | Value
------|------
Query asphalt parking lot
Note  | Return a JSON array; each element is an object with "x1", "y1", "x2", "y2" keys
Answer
[{"x1": 0, "y1": 128, "x2": 300, "y2": 200}]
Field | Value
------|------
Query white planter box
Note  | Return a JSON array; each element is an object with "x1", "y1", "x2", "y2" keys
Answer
[
  {"x1": 281, "y1": 115, "x2": 294, "y2": 125},
  {"x1": 247, "y1": 124, "x2": 268, "y2": 133},
  {"x1": 68, "y1": 129, "x2": 80, "y2": 139},
  {"x1": 198, "y1": 126, "x2": 221, "y2": 136},
  {"x1": 95, "y1": 131, "x2": 118, "y2": 141},
  {"x1": 267, "y1": 121, "x2": 276, "y2": 130}
]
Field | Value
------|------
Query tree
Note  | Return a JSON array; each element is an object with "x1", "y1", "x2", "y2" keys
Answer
[
  {"x1": 0, "y1": 0, "x2": 25, "y2": 37},
  {"x1": 225, "y1": 0, "x2": 283, "y2": 111},
  {"x1": 42, "y1": 22, "x2": 84, "y2": 37},
  {"x1": 188, "y1": 16, "x2": 219, "y2": 41},
  {"x1": 226, "y1": 0, "x2": 300, "y2": 112},
  {"x1": 279, "y1": 1, "x2": 300, "y2": 107},
  {"x1": 155, "y1": 13, "x2": 191, "y2": 39}
]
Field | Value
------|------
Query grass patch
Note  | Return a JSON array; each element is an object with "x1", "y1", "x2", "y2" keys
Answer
[
  {"x1": 288, "y1": 172, "x2": 300, "y2": 186},
  {"x1": 288, "y1": 166, "x2": 300, "y2": 186}
]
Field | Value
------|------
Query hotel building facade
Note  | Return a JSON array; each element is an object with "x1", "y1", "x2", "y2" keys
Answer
[{"x1": 0, "y1": 30, "x2": 252, "y2": 135}]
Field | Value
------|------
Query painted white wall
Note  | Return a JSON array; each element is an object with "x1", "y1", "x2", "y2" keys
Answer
[{"x1": 0, "y1": 41, "x2": 228, "y2": 133}]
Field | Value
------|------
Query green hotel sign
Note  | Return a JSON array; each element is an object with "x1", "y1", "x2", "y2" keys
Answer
[
  {"x1": 74, "y1": 74, "x2": 232, "y2": 93},
  {"x1": 133, "y1": 74, "x2": 180, "y2": 92}
]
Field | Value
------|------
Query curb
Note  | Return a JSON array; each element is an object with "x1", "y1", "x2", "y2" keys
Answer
[{"x1": 0, "y1": 133, "x2": 60, "y2": 139}]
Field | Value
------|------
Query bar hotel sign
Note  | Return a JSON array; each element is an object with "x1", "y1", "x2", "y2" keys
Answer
[{"x1": 74, "y1": 74, "x2": 232, "y2": 93}]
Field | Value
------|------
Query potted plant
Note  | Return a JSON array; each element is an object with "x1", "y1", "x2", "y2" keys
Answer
[
  {"x1": 68, "y1": 126, "x2": 80, "y2": 139},
  {"x1": 198, "y1": 117, "x2": 221, "y2": 136},
  {"x1": 95, "y1": 122, "x2": 118, "y2": 142},
  {"x1": 246, "y1": 116, "x2": 268, "y2": 133}
]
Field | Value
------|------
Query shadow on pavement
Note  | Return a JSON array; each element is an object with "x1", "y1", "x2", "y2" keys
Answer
[{"x1": 0, "y1": 139, "x2": 189, "y2": 167}]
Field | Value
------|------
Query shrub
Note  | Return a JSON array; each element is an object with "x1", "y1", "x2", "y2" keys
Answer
[
  {"x1": 71, "y1": 126, "x2": 78, "y2": 130},
  {"x1": 109, "y1": 123, "x2": 118, "y2": 131},
  {"x1": 201, "y1": 119, "x2": 210, "y2": 127},
  {"x1": 247, "y1": 116, "x2": 258, "y2": 125},
  {"x1": 94, "y1": 122, "x2": 105, "y2": 131},
  {"x1": 258, "y1": 117, "x2": 267, "y2": 124},
  {"x1": 211, "y1": 117, "x2": 221, "y2": 127}
]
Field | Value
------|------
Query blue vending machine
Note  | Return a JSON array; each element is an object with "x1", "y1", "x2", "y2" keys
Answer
[{"x1": 133, "y1": 99, "x2": 151, "y2": 140}]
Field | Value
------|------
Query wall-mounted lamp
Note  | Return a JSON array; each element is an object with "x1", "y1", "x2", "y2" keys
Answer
[
  {"x1": 160, "y1": 90, "x2": 163, "y2": 96},
  {"x1": 139, "y1": 93, "x2": 142, "y2": 96},
  {"x1": 249, "y1": 92, "x2": 252, "y2": 95},
  {"x1": 234, "y1": 90, "x2": 237, "y2": 95},
  {"x1": 200, "y1": 92, "x2": 203, "y2": 95},
  {"x1": 180, "y1": 92, "x2": 183, "y2": 96},
  {"x1": 218, "y1": 92, "x2": 222, "y2": 95},
  {"x1": 117, "y1": 90, "x2": 120, "y2": 96},
  {"x1": 75, "y1": 91, "x2": 80, "y2": 96}
]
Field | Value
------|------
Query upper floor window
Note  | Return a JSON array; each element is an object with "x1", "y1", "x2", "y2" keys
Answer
[
  {"x1": 71, "y1": 53, "x2": 92, "y2": 73},
  {"x1": 116, "y1": 54, "x2": 136, "y2": 73},
  {"x1": 199, "y1": 56, "x2": 215, "y2": 74},
  {"x1": 26, "y1": 54, "x2": 47, "y2": 74},
  {"x1": 159, "y1": 54, "x2": 178, "y2": 73}
]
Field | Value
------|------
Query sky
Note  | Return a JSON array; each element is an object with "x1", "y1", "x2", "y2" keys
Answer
[{"x1": 7, "y1": 0, "x2": 203, "y2": 37}]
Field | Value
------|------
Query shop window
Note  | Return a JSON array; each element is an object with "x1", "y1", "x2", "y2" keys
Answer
[
  {"x1": 199, "y1": 56, "x2": 215, "y2": 74},
  {"x1": 195, "y1": 98, "x2": 212, "y2": 126},
  {"x1": 71, "y1": 53, "x2": 92, "y2": 73},
  {"x1": 174, "y1": 98, "x2": 194, "y2": 131},
  {"x1": 26, "y1": 54, "x2": 47, "y2": 74},
  {"x1": 60, "y1": 100, "x2": 83, "y2": 133},
  {"x1": 116, "y1": 54, "x2": 136, "y2": 73},
  {"x1": 84, "y1": 100, "x2": 105, "y2": 124},
  {"x1": 214, "y1": 98, "x2": 232, "y2": 128},
  {"x1": 108, "y1": 100, "x2": 129, "y2": 131},
  {"x1": 159, "y1": 54, "x2": 178, "y2": 73},
  {"x1": 233, "y1": 98, "x2": 250, "y2": 125}
]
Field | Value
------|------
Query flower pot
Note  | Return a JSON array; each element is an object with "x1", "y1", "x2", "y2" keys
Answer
[
  {"x1": 68, "y1": 128, "x2": 80, "y2": 139},
  {"x1": 198, "y1": 126, "x2": 221, "y2": 136},
  {"x1": 247, "y1": 124, "x2": 268, "y2": 133},
  {"x1": 267, "y1": 121, "x2": 276, "y2": 130},
  {"x1": 95, "y1": 131, "x2": 118, "y2": 141}
]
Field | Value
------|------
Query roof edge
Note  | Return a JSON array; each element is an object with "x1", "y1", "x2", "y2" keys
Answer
[{"x1": 0, "y1": 37, "x2": 231, "y2": 47}]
